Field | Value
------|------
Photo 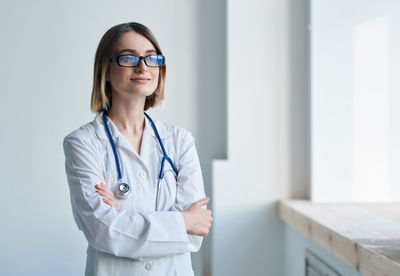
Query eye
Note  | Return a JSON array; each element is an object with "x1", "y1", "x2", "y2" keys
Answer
[
  {"x1": 156, "y1": 55, "x2": 165, "y2": 66},
  {"x1": 119, "y1": 55, "x2": 137, "y2": 65},
  {"x1": 146, "y1": 55, "x2": 165, "y2": 66}
]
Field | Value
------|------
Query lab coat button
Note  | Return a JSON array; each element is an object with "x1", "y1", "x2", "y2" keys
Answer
[
  {"x1": 138, "y1": 171, "x2": 147, "y2": 178},
  {"x1": 145, "y1": 263, "x2": 152, "y2": 271}
]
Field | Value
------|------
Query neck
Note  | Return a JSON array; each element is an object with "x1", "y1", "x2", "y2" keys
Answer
[{"x1": 107, "y1": 94, "x2": 146, "y2": 135}]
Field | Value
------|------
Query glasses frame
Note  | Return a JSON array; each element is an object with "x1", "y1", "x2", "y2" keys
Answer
[{"x1": 110, "y1": 54, "x2": 165, "y2": 67}]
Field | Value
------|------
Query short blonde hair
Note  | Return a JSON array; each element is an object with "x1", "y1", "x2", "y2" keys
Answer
[{"x1": 90, "y1": 22, "x2": 166, "y2": 113}]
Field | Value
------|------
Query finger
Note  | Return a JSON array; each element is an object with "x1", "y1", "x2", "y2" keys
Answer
[
  {"x1": 103, "y1": 198, "x2": 119, "y2": 211},
  {"x1": 102, "y1": 197, "x2": 116, "y2": 206},
  {"x1": 195, "y1": 197, "x2": 210, "y2": 207},
  {"x1": 100, "y1": 183, "x2": 112, "y2": 192},
  {"x1": 97, "y1": 190, "x2": 109, "y2": 199},
  {"x1": 95, "y1": 184, "x2": 106, "y2": 190},
  {"x1": 102, "y1": 197, "x2": 112, "y2": 205},
  {"x1": 97, "y1": 190, "x2": 114, "y2": 200},
  {"x1": 100, "y1": 188, "x2": 114, "y2": 198},
  {"x1": 201, "y1": 227, "x2": 210, "y2": 236},
  {"x1": 96, "y1": 184, "x2": 113, "y2": 196}
]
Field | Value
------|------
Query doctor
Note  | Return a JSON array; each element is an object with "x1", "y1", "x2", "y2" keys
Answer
[{"x1": 63, "y1": 22, "x2": 212, "y2": 276}]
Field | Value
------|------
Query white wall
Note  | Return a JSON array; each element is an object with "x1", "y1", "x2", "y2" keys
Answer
[
  {"x1": 212, "y1": 0, "x2": 309, "y2": 275},
  {"x1": 0, "y1": 0, "x2": 226, "y2": 275}
]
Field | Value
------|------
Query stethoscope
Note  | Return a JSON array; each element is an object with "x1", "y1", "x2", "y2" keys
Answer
[{"x1": 102, "y1": 110, "x2": 179, "y2": 206}]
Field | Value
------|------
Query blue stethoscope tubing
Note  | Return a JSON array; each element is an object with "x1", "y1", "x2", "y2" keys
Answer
[{"x1": 102, "y1": 110, "x2": 179, "y2": 201}]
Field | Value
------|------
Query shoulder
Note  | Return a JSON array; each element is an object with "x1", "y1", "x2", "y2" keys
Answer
[
  {"x1": 153, "y1": 119, "x2": 195, "y2": 153},
  {"x1": 160, "y1": 121, "x2": 192, "y2": 139},
  {"x1": 63, "y1": 120, "x2": 100, "y2": 155},
  {"x1": 64, "y1": 122, "x2": 95, "y2": 143},
  {"x1": 154, "y1": 119, "x2": 194, "y2": 141}
]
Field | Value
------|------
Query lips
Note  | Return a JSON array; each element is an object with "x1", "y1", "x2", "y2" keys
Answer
[
  {"x1": 131, "y1": 77, "x2": 150, "y2": 80},
  {"x1": 130, "y1": 77, "x2": 150, "y2": 84}
]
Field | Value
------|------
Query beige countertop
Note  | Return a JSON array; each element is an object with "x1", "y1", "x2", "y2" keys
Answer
[{"x1": 278, "y1": 200, "x2": 400, "y2": 276}]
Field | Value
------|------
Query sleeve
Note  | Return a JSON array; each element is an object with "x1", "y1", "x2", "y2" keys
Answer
[
  {"x1": 63, "y1": 133, "x2": 189, "y2": 260},
  {"x1": 169, "y1": 129, "x2": 207, "y2": 252}
]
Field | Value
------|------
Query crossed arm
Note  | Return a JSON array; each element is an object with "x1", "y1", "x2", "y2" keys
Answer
[{"x1": 96, "y1": 183, "x2": 212, "y2": 236}]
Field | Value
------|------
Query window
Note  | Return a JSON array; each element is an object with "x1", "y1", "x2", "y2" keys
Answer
[{"x1": 311, "y1": 0, "x2": 400, "y2": 202}]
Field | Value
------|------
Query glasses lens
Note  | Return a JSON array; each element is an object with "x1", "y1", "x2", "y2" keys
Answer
[
  {"x1": 119, "y1": 55, "x2": 138, "y2": 67},
  {"x1": 145, "y1": 55, "x2": 165, "y2": 67}
]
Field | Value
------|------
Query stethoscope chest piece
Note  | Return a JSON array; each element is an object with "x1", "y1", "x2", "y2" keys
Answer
[{"x1": 114, "y1": 182, "x2": 131, "y2": 199}]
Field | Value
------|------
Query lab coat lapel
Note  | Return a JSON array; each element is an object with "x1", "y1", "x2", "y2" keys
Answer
[
  {"x1": 93, "y1": 112, "x2": 144, "y2": 161},
  {"x1": 140, "y1": 115, "x2": 171, "y2": 173},
  {"x1": 138, "y1": 116, "x2": 157, "y2": 169},
  {"x1": 103, "y1": 116, "x2": 137, "y2": 156}
]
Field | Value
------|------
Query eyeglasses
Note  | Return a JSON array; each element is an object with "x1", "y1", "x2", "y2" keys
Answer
[{"x1": 110, "y1": 55, "x2": 165, "y2": 67}]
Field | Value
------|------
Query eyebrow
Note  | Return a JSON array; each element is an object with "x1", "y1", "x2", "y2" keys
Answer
[{"x1": 116, "y1": 49, "x2": 157, "y2": 55}]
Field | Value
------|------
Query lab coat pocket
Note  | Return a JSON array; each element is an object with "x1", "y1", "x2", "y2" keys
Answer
[{"x1": 156, "y1": 169, "x2": 177, "y2": 211}]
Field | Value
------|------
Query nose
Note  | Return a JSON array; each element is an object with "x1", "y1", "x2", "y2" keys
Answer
[{"x1": 135, "y1": 58, "x2": 148, "y2": 72}]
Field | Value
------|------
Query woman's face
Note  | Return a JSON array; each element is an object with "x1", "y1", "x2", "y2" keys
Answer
[{"x1": 107, "y1": 31, "x2": 160, "y2": 101}]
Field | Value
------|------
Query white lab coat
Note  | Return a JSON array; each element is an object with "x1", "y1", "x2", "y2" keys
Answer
[{"x1": 63, "y1": 111, "x2": 206, "y2": 276}]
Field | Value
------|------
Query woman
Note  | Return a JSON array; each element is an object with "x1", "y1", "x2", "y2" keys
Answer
[{"x1": 63, "y1": 22, "x2": 212, "y2": 276}]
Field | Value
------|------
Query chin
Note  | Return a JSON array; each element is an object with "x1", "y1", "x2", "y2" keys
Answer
[{"x1": 137, "y1": 89, "x2": 156, "y2": 98}]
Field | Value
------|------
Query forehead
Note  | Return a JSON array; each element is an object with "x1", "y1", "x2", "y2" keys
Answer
[{"x1": 116, "y1": 31, "x2": 156, "y2": 52}]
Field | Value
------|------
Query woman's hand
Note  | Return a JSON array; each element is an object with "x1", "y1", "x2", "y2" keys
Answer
[
  {"x1": 95, "y1": 183, "x2": 120, "y2": 211},
  {"x1": 181, "y1": 197, "x2": 213, "y2": 236}
]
